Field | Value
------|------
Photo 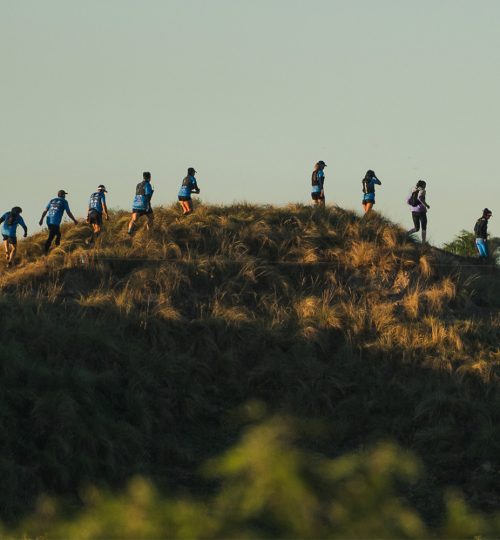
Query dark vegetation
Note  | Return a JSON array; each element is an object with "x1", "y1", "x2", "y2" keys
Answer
[{"x1": 0, "y1": 204, "x2": 499, "y2": 537}]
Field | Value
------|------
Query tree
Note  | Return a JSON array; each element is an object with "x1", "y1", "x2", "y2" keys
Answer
[{"x1": 443, "y1": 230, "x2": 500, "y2": 263}]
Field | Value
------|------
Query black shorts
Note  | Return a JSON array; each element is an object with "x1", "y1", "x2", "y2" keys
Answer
[
  {"x1": 88, "y1": 210, "x2": 102, "y2": 226},
  {"x1": 311, "y1": 192, "x2": 324, "y2": 201},
  {"x1": 132, "y1": 208, "x2": 153, "y2": 217},
  {"x1": 412, "y1": 212, "x2": 427, "y2": 231},
  {"x1": 178, "y1": 196, "x2": 191, "y2": 202},
  {"x1": 2, "y1": 235, "x2": 17, "y2": 245}
]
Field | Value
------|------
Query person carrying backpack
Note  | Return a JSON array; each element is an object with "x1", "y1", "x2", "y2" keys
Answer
[
  {"x1": 407, "y1": 180, "x2": 430, "y2": 243},
  {"x1": 178, "y1": 167, "x2": 200, "y2": 215},
  {"x1": 39, "y1": 190, "x2": 78, "y2": 253},
  {"x1": 0, "y1": 207, "x2": 27, "y2": 267},
  {"x1": 474, "y1": 208, "x2": 493, "y2": 258},
  {"x1": 361, "y1": 169, "x2": 382, "y2": 214},
  {"x1": 128, "y1": 172, "x2": 154, "y2": 234},
  {"x1": 311, "y1": 160, "x2": 327, "y2": 206},
  {"x1": 87, "y1": 185, "x2": 109, "y2": 245}
]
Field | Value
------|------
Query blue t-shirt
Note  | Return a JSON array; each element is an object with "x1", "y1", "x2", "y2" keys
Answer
[
  {"x1": 46, "y1": 197, "x2": 70, "y2": 226},
  {"x1": 1, "y1": 212, "x2": 26, "y2": 237},
  {"x1": 132, "y1": 181, "x2": 153, "y2": 211},
  {"x1": 144, "y1": 182, "x2": 153, "y2": 197},
  {"x1": 178, "y1": 176, "x2": 198, "y2": 198},
  {"x1": 89, "y1": 191, "x2": 106, "y2": 213},
  {"x1": 311, "y1": 170, "x2": 325, "y2": 193}
]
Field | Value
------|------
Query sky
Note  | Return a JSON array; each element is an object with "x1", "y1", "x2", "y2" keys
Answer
[{"x1": 1, "y1": 0, "x2": 499, "y2": 246}]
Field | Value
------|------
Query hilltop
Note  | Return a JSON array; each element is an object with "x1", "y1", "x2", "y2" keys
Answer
[{"x1": 0, "y1": 204, "x2": 499, "y2": 531}]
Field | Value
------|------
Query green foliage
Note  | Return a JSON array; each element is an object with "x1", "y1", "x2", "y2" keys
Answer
[
  {"x1": 0, "y1": 204, "x2": 499, "y2": 533},
  {"x1": 443, "y1": 229, "x2": 500, "y2": 263},
  {"x1": 443, "y1": 230, "x2": 477, "y2": 257},
  {"x1": 8, "y1": 417, "x2": 500, "y2": 539}
]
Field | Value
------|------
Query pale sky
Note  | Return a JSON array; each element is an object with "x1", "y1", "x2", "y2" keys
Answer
[{"x1": 1, "y1": 0, "x2": 498, "y2": 245}]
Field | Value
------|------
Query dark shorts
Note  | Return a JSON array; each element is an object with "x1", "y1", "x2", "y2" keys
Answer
[
  {"x1": 362, "y1": 199, "x2": 375, "y2": 205},
  {"x1": 88, "y1": 210, "x2": 102, "y2": 226},
  {"x1": 412, "y1": 212, "x2": 427, "y2": 231},
  {"x1": 178, "y1": 196, "x2": 191, "y2": 202},
  {"x1": 132, "y1": 208, "x2": 153, "y2": 217},
  {"x1": 311, "y1": 192, "x2": 324, "y2": 201},
  {"x1": 2, "y1": 235, "x2": 17, "y2": 245}
]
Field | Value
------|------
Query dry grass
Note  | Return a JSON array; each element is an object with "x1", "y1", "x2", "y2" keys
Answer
[{"x1": 0, "y1": 203, "x2": 498, "y2": 524}]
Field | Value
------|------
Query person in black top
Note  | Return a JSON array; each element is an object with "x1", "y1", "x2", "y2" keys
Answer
[{"x1": 474, "y1": 208, "x2": 492, "y2": 258}]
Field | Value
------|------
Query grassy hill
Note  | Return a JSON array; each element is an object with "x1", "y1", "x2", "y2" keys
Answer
[{"x1": 0, "y1": 204, "x2": 499, "y2": 536}]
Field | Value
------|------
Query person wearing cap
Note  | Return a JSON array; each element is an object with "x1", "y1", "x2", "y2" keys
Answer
[
  {"x1": 178, "y1": 167, "x2": 200, "y2": 215},
  {"x1": 87, "y1": 185, "x2": 109, "y2": 245},
  {"x1": 311, "y1": 161, "x2": 327, "y2": 206},
  {"x1": 0, "y1": 207, "x2": 27, "y2": 267},
  {"x1": 128, "y1": 172, "x2": 154, "y2": 234},
  {"x1": 39, "y1": 190, "x2": 78, "y2": 253},
  {"x1": 474, "y1": 208, "x2": 493, "y2": 258}
]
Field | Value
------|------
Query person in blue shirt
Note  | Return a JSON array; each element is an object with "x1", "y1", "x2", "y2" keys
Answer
[
  {"x1": 0, "y1": 207, "x2": 27, "y2": 267},
  {"x1": 128, "y1": 172, "x2": 154, "y2": 234},
  {"x1": 178, "y1": 167, "x2": 200, "y2": 215},
  {"x1": 311, "y1": 161, "x2": 326, "y2": 206},
  {"x1": 87, "y1": 184, "x2": 109, "y2": 245},
  {"x1": 361, "y1": 170, "x2": 382, "y2": 214},
  {"x1": 39, "y1": 190, "x2": 78, "y2": 253}
]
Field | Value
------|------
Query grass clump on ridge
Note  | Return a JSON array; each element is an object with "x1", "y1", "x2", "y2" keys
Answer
[{"x1": 0, "y1": 203, "x2": 498, "y2": 532}]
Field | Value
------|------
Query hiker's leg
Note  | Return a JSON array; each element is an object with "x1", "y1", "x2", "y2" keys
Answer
[
  {"x1": 476, "y1": 239, "x2": 488, "y2": 258},
  {"x1": 8, "y1": 242, "x2": 16, "y2": 263},
  {"x1": 54, "y1": 226, "x2": 62, "y2": 246},
  {"x1": 45, "y1": 226, "x2": 57, "y2": 253},
  {"x1": 408, "y1": 213, "x2": 420, "y2": 235},
  {"x1": 421, "y1": 214, "x2": 427, "y2": 243},
  {"x1": 128, "y1": 213, "x2": 138, "y2": 233}
]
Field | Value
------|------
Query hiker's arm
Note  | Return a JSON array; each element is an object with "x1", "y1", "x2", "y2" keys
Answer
[
  {"x1": 39, "y1": 209, "x2": 48, "y2": 226},
  {"x1": 418, "y1": 191, "x2": 430, "y2": 209},
  {"x1": 102, "y1": 201, "x2": 109, "y2": 220},
  {"x1": 67, "y1": 211, "x2": 78, "y2": 224}
]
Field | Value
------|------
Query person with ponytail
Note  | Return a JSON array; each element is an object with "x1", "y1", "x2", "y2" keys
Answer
[
  {"x1": 361, "y1": 170, "x2": 382, "y2": 214},
  {"x1": 407, "y1": 180, "x2": 430, "y2": 243},
  {"x1": 0, "y1": 207, "x2": 27, "y2": 267}
]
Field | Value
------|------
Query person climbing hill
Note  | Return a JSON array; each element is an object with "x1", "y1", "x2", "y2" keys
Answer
[
  {"x1": 178, "y1": 167, "x2": 200, "y2": 215},
  {"x1": 474, "y1": 208, "x2": 493, "y2": 259},
  {"x1": 311, "y1": 160, "x2": 327, "y2": 206},
  {"x1": 87, "y1": 185, "x2": 109, "y2": 245},
  {"x1": 0, "y1": 207, "x2": 27, "y2": 267},
  {"x1": 407, "y1": 180, "x2": 430, "y2": 243},
  {"x1": 361, "y1": 170, "x2": 382, "y2": 214},
  {"x1": 128, "y1": 172, "x2": 154, "y2": 234},
  {"x1": 39, "y1": 190, "x2": 78, "y2": 253}
]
